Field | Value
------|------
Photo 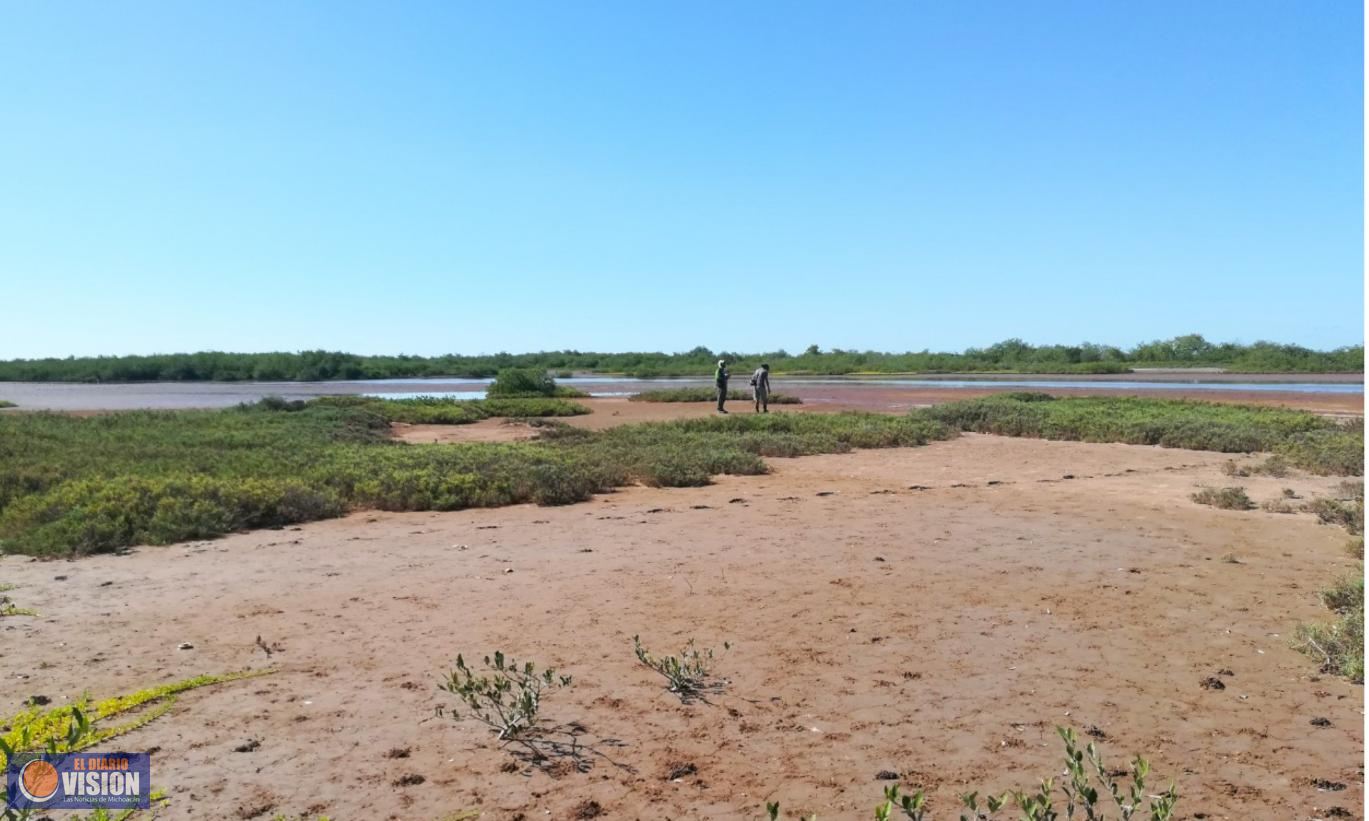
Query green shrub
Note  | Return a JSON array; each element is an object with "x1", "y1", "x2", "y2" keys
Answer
[
  {"x1": 0, "y1": 400, "x2": 15, "y2": 409},
  {"x1": 486, "y1": 368, "x2": 558, "y2": 398},
  {"x1": 439, "y1": 651, "x2": 571, "y2": 742},
  {"x1": 633, "y1": 636, "x2": 730, "y2": 702},
  {"x1": 1191, "y1": 486, "x2": 1254, "y2": 510}
]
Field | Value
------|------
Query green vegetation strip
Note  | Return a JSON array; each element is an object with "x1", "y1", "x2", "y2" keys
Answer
[
  {"x1": 311, "y1": 394, "x2": 589, "y2": 424},
  {"x1": 0, "y1": 334, "x2": 1359, "y2": 381},
  {"x1": 1, "y1": 394, "x2": 1362, "y2": 558},
  {"x1": 630, "y1": 387, "x2": 801, "y2": 404},
  {"x1": 0, "y1": 399, "x2": 952, "y2": 556},
  {"x1": 922, "y1": 393, "x2": 1363, "y2": 475}
]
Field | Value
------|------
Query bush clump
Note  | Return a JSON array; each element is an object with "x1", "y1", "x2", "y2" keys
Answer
[
  {"x1": 1305, "y1": 497, "x2": 1365, "y2": 535},
  {"x1": 1191, "y1": 486, "x2": 1254, "y2": 510},
  {"x1": 485, "y1": 368, "x2": 588, "y2": 399}
]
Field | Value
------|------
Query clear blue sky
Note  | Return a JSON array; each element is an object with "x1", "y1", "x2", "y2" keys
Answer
[{"x1": 2, "y1": 1, "x2": 1362, "y2": 358}]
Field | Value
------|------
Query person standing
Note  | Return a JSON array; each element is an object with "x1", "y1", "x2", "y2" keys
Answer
[
  {"x1": 750, "y1": 362, "x2": 771, "y2": 413},
  {"x1": 714, "y1": 359, "x2": 730, "y2": 413}
]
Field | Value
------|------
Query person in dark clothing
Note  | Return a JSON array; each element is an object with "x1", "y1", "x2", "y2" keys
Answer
[
  {"x1": 714, "y1": 359, "x2": 730, "y2": 413},
  {"x1": 750, "y1": 363, "x2": 771, "y2": 413}
]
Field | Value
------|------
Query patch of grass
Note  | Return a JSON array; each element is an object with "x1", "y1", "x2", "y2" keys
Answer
[
  {"x1": 1260, "y1": 498, "x2": 1299, "y2": 514},
  {"x1": 920, "y1": 394, "x2": 1363, "y2": 475},
  {"x1": 1297, "y1": 571, "x2": 1364, "y2": 683},
  {"x1": 0, "y1": 584, "x2": 35, "y2": 617},
  {"x1": 1224, "y1": 454, "x2": 1292, "y2": 478},
  {"x1": 1191, "y1": 486, "x2": 1254, "y2": 510},
  {"x1": 0, "y1": 400, "x2": 14, "y2": 409},
  {"x1": 630, "y1": 388, "x2": 801, "y2": 404},
  {"x1": 0, "y1": 404, "x2": 954, "y2": 556},
  {"x1": 1334, "y1": 479, "x2": 1364, "y2": 501}
]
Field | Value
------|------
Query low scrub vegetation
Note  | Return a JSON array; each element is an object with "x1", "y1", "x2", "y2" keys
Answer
[
  {"x1": 1191, "y1": 486, "x2": 1254, "y2": 510},
  {"x1": 0, "y1": 402, "x2": 953, "y2": 556},
  {"x1": 920, "y1": 394, "x2": 1363, "y2": 475},
  {"x1": 1260, "y1": 498, "x2": 1299, "y2": 514},
  {"x1": 311, "y1": 394, "x2": 589, "y2": 424},
  {"x1": 630, "y1": 387, "x2": 801, "y2": 404},
  {"x1": 0, "y1": 400, "x2": 14, "y2": 409}
]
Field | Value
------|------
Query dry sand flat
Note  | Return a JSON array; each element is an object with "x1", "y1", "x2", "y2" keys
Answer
[{"x1": 1, "y1": 432, "x2": 1363, "y2": 820}]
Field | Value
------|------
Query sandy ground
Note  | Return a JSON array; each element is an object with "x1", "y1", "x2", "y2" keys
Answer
[{"x1": 1, "y1": 412, "x2": 1363, "y2": 820}]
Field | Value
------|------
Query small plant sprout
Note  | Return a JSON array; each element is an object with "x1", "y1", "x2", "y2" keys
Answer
[
  {"x1": 633, "y1": 635, "x2": 731, "y2": 702},
  {"x1": 1057, "y1": 726, "x2": 1179, "y2": 821},
  {"x1": 764, "y1": 802, "x2": 816, "y2": 821},
  {"x1": 439, "y1": 651, "x2": 571, "y2": 742},
  {"x1": 746, "y1": 728, "x2": 1180, "y2": 821},
  {"x1": 876, "y1": 784, "x2": 928, "y2": 820},
  {"x1": 959, "y1": 790, "x2": 1009, "y2": 820}
]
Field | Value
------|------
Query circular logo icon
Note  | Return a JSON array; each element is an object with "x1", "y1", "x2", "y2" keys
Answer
[{"x1": 18, "y1": 759, "x2": 60, "y2": 803}]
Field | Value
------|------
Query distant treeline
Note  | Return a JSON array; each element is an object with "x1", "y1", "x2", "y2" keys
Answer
[{"x1": 0, "y1": 336, "x2": 1360, "y2": 382}]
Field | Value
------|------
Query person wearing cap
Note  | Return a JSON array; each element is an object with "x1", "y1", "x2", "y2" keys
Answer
[
  {"x1": 750, "y1": 363, "x2": 771, "y2": 413},
  {"x1": 714, "y1": 359, "x2": 730, "y2": 413}
]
